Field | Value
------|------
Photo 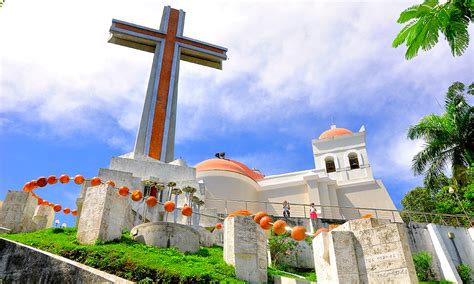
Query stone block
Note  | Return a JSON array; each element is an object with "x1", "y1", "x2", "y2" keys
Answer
[
  {"x1": 224, "y1": 216, "x2": 267, "y2": 283},
  {"x1": 76, "y1": 184, "x2": 130, "y2": 244},
  {"x1": 0, "y1": 191, "x2": 37, "y2": 233},
  {"x1": 313, "y1": 218, "x2": 417, "y2": 284},
  {"x1": 32, "y1": 205, "x2": 55, "y2": 230},
  {"x1": 130, "y1": 221, "x2": 200, "y2": 253}
]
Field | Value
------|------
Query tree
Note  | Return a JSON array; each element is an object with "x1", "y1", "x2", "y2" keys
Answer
[
  {"x1": 393, "y1": 0, "x2": 474, "y2": 59},
  {"x1": 407, "y1": 82, "x2": 474, "y2": 185}
]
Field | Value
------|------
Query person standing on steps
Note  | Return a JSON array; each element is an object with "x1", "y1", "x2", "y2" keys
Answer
[
  {"x1": 309, "y1": 203, "x2": 318, "y2": 233},
  {"x1": 283, "y1": 201, "x2": 291, "y2": 218}
]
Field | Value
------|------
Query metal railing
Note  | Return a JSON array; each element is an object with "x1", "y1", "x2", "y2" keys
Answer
[{"x1": 205, "y1": 198, "x2": 472, "y2": 227}]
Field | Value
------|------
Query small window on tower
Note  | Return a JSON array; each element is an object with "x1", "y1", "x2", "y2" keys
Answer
[
  {"x1": 348, "y1": 153, "x2": 360, "y2": 169},
  {"x1": 325, "y1": 157, "x2": 336, "y2": 173}
]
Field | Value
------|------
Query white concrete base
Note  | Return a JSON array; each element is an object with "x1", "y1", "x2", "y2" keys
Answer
[
  {"x1": 130, "y1": 221, "x2": 200, "y2": 253},
  {"x1": 427, "y1": 223, "x2": 474, "y2": 283}
]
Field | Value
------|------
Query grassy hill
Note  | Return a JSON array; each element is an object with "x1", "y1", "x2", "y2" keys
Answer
[{"x1": 1, "y1": 228, "x2": 240, "y2": 283}]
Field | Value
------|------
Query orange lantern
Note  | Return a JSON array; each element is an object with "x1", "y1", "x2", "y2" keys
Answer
[
  {"x1": 164, "y1": 201, "x2": 175, "y2": 212},
  {"x1": 63, "y1": 208, "x2": 71, "y2": 214},
  {"x1": 47, "y1": 175, "x2": 58, "y2": 184},
  {"x1": 215, "y1": 223, "x2": 223, "y2": 230},
  {"x1": 314, "y1": 228, "x2": 329, "y2": 237},
  {"x1": 36, "y1": 176, "x2": 48, "y2": 187},
  {"x1": 227, "y1": 210, "x2": 252, "y2": 217},
  {"x1": 59, "y1": 174, "x2": 70, "y2": 184},
  {"x1": 182, "y1": 206, "x2": 193, "y2": 217},
  {"x1": 259, "y1": 216, "x2": 273, "y2": 230},
  {"x1": 105, "y1": 180, "x2": 116, "y2": 187},
  {"x1": 272, "y1": 220, "x2": 287, "y2": 235},
  {"x1": 53, "y1": 204, "x2": 62, "y2": 212},
  {"x1": 71, "y1": 209, "x2": 78, "y2": 216},
  {"x1": 37, "y1": 198, "x2": 43, "y2": 205},
  {"x1": 118, "y1": 186, "x2": 129, "y2": 197},
  {"x1": 291, "y1": 226, "x2": 307, "y2": 241},
  {"x1": 146, "y1": 196, "x2": 158, "y2": 208},
  {"x1": 23, "y1": 181, "x2": 34, "y2": 192},
  {"x1": 130, "y1": 190, "x2": 142, "y2": 202},
  {"x1": 74, "y1": 175, "x2": 85, "y2": 185},
  {"x1": 90, "y1": 177, "x2": 101, "y2": 186},
  {"x1": 42, "y1": 200, "x2": 49, "y2": 206},
  {"x1": 49, "y1": 203, "x2": 54, "y2": 208},
  {"x1": 254, "y1": 211, "x2": 268, "y2": 224}
]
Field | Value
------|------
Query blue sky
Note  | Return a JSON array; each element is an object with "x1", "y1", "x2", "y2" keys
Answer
[{"x1": 1, "y1": 0, "x2": 473, "y2": 227}]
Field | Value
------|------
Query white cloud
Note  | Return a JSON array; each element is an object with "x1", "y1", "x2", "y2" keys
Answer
[{"x1": 0, "y1": 0, "x2": 472, "y2": 183}]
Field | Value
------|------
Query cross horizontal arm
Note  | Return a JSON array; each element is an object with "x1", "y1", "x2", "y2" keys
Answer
[
  {"x1": 176, "y1": 36, "x2": 227, "y2": 70},
  {"x1": 108, "y1": 19, "x2": 166, "y2": 53}
]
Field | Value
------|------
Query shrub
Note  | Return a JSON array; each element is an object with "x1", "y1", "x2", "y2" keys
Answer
[
  {"x1": 457, "y1": 263, "x2": 472, "y2": 284},
  {"x1": 413, "y1": 251, "x2": 434, "y2": 281},
  {"x1": 268, "y1": 231, "x2": 296, "y2": 269}
]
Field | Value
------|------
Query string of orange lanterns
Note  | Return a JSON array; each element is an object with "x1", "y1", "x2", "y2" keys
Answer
[
  {"x1": 23, "y1": 174, "x2": 347, "y2": 241},
  {"x1": 22, "y1": 174, "x2": 195, "y2": 218}
]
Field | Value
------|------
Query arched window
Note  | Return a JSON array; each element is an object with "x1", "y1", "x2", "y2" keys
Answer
[
  {"x1": 348, "y1": 152, "x2": 360, "y2": 169},
  {"x1": 325, "y1": 157, "x2": 336, "y2": 173}
]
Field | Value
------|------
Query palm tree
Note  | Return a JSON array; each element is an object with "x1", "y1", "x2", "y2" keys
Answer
[
  {"x1": 407, "y1": 82, "x2": 474, "y2": 185},
  {"x1": 393, "y1": 0, "x2": 473, "y2": 59},
  {"x1": 182, "y1": 186, "x2": 197, "y2": 206},
  {"x1": 166, "y1": 181, "x2": 177, "y2": 202},
  {"x1": 171, "y1": 187, "x2": 182, "y2": 223}
]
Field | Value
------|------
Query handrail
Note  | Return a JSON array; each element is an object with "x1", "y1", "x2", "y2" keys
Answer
[{"x1": 204, "y1": 198, "x2": 472, "y2": 227}]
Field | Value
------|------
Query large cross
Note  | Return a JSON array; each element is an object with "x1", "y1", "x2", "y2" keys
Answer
[{"x1": 108, "y1": 6, "x2": 227, "y2": 162}]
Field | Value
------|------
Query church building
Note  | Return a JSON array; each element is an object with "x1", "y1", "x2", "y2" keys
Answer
[{"x1": 195, "y1": 125, "x2": 397, "y2": 220}]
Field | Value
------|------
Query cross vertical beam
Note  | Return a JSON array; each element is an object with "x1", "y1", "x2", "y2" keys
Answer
[{"x1": 108, "y1": 6, "x2": 227, "y2": 162}]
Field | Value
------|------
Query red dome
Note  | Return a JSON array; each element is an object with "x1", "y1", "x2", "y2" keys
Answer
[
  {"x1": 195, "y1": 158, "x2": 264, "y2": 181},
  {"x1": 319, "y1": 125, "x2": 352, "y2": 139}
]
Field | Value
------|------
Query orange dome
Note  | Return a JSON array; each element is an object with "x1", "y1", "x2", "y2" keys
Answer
[
  {"x1": 319, "y1": 125, "x2": 352, "y2": 139},
  {"x1": 195, "y1": 158, "x2": 264, "y2": 181}
]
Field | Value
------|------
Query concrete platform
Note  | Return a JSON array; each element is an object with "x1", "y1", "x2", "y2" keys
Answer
[{"x1": 131, "y1": 221, "x2": 200, "y2": 253}]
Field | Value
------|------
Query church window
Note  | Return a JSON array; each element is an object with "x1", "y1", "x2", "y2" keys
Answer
[
  {"x1": 325, "y1": 157, "x2": 336, "y2": 173},
  {"x1": 348, "y1": 153, "x2": 360, "y2": 169}
]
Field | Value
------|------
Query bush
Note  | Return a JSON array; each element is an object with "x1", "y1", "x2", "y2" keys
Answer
[
  {"x1": 413, "y1": 251, "x2": 434, "y2": 281},
  {"x1": 268, "y1": 231, "x2": 296, "y2": 269},
  {"x1": 457, "y1": 263, "x2": 472, "y2": 284}
]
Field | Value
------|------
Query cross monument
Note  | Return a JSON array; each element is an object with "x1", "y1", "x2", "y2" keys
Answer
[{"x1": 109, "y1": 6, "x2": 227, "y2": 162}]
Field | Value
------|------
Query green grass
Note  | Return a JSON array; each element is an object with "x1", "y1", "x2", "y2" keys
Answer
[
  {"x1": 268, "y1": 266, "x2": 316, "y2": 282},
  {"x1": 1, "y1": 228, "x2": 241, "y2": 283}
]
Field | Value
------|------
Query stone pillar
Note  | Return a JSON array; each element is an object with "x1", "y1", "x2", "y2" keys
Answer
[
  {"x1": 32, "y1": 205, "x2": 55, "y2": 230},
  {"x1": 224, "y1": 216, "x2": 267, "y2": 284},
  {"x1": 313, "y1": 218, "x2": 418, "y2": 284},
  {"x1": 0, "y1": 190, "x2": 37, "y2": 233},
  {"x1": 76, "y1": 184, "x2": 130, "y2": 244}
]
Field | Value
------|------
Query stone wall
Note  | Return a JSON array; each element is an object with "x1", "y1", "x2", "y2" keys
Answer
[{"x1": 0, "y1": 238, "x2": 132, "y2": 283}]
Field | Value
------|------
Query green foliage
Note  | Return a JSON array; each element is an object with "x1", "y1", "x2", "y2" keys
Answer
[
  {"x1": 407, "y1": 82, "x2": 474, "y2": 185},
  {"x1": 402, "y1": 82, "x2": 474, "y2": 225},
  {"x1": 1, "y1": 228, "x2": 240, "y2": 283},
  {"x1": 268, "y1": 231, "x2": 297, "y2": 269},
  {"x1": 413, "y1": 251, "x2": 435, "y2": 281},
  {"x1": 457, "y1": 263, "x2": 472, "y2": 284},
  {"x1": 393, "y1": 0, "x2": 473, "y2": 59}
]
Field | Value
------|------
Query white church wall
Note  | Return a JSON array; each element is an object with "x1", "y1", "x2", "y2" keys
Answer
[
  {"x1": 335, "y1": 180, "x2": 397, "y2": 220},
  {"x1": 258, "y1": 184, "x2": 310, "y2": 216}
]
